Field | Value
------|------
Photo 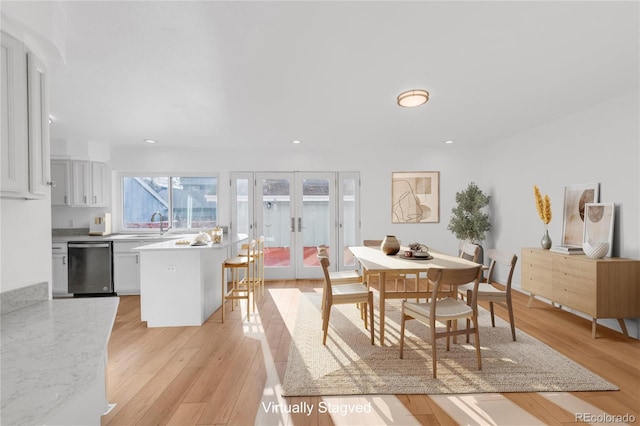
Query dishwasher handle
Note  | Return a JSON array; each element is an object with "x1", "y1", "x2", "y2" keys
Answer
[{"x1": 68, "y1": 243, "x2": 111, "y2": 248}]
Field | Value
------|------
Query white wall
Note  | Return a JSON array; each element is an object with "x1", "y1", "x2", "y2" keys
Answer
[{"x1": 484, "y1": 91, "x2": 639, "y2": 337}]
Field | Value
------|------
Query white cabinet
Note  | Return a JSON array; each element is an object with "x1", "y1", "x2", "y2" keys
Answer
[
  {"x1": 27, "y1": 52, "x2": 50, "y2": 197},
  {"x1": 91, "y1": 161, "x2": 107, "y2": 206},
  {"x1": 1, "y1": 31, "x2": 50, "y2": 199},
  {"x1": 71, "y1": 160, "x2": 91, "y2": 206},
  {"x1": 50, "y1": 160, "x2": 71, "y2": 205},
  {"x1": 113, "y1": 242, "x2": 141, "y2": 294},
  {"x1": 52, "y1": 243, "x2": 69, "y2": 296},
  {"x1": 1, "y1": 31, "x2": 29, "y2": 196},
  {"x1": 52, "y1": 160, "x2": 108, "y2": 207}
]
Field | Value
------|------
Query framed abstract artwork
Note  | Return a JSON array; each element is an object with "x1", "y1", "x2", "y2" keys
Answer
[
  {"x1": 561, "y1": 183, "x2": 599, "y2": 247},
  {"x1": 583, "y1": 203, "x2": 614, "y2": 257},
  {"x1": 391, "y1": 171, "x2": 439, "y2": 223}
]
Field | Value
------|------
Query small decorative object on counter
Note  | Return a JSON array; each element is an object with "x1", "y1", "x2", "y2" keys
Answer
[
  {"x1": 194, "y1": 232, "x2": 211, "y2": 243},
  {"x1": 582, "y1": 240, "x2": 609, "y2": 259},
  {"x1": 533, "y1": 185, "x2": 553, "y2": 249},
  {"x1": 211, "y1": 226, "x2": 223, "y2": 243},
  {"x1": 381, "y1": 235, "x2": 400, "y2": 255}
]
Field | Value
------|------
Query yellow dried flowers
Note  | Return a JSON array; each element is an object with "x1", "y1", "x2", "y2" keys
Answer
[{"x1": 533, "y1": 185, "x2": 552, "y2": 225}]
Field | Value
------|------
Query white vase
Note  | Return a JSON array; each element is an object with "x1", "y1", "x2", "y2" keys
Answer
[{"x1": 582, "y1": 241, "x2": 609, "y2": 259}]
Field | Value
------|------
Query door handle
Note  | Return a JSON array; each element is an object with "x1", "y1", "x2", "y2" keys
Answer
[
  {"x1": 62, "y1": 255, "x2": 66, "y2": 265},
  {"x1": 298, "y1": 217, "x2": 303, "y2": 232},
  {"x1": 290, "y1": 217, "x2": 295, "y2": 232}
]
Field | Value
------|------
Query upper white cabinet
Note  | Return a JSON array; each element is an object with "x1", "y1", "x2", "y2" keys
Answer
[
  {"x1": 91, "y1": 161, "x2": 108, "y2": 206},
  {"x1": 71, "y1": 160, "x2": 91, "y2": 206},
  {"x1": 1, "y1": 31, "x2": 50, "y2": 199},
  {"x1": 1, "y1": 31, "x2": 29, "y2": 196},
  {"x1": 27, "y1": 52, "x2": 50, "y2": 197},
  {"x1": 51, "y1": 159, "x2": 108, "y2": 207},
  {"x1": 50, "y1": 159, "x2": 71, "y2": 205}
]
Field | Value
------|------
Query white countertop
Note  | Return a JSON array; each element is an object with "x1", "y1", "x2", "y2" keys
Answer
[
  {"x1": 1, "y1": 297, "x2": 119, "y2": 425},
  {"x1": 134, "y1": 233, "x2": 248, "y2": 251}
]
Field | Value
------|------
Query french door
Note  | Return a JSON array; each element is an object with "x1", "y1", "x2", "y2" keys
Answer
[{"x1": 231, "y1": 172, "x2": 359, "y2": 280}]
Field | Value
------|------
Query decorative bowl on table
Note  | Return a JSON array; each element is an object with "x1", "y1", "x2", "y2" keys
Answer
[
  {"x1": 582, "y1": 240, "x2": 609, "y2": 259},
  {"x1": 408, "y1": 242, "x2": 430, "y2": 257}
]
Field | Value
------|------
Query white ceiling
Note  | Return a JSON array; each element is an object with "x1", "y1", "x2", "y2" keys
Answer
[{"x1": 20, "y1": 1, "x2": 640, "y2": 150}]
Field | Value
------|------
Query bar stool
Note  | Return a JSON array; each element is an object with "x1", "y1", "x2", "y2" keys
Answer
[
  {"x1": 238, "y1": 236, "x2": 265, "y2": 301},
  {"x1": 221, "y1": 239, "x2": 256, "y2": 323}
]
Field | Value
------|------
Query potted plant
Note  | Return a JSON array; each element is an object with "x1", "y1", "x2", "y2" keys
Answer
[{"x1": 447, "y1": 182, "x2": 491, "y2": 260}]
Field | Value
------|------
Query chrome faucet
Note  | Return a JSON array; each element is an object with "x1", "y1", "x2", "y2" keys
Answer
[{"x1": 150, "y1": 211, "x2": 167, "y2": 235}]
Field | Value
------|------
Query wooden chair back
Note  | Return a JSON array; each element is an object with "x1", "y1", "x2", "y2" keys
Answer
[{"x1": 459, "y1": 243, "x2": 481, "y2": 263}]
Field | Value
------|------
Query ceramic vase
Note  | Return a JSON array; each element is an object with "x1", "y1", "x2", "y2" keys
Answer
[
  {"x1": 381, "y1": 235, "x2": 400, "y2": 255},
  {"x1": 541, "y1": 229, "x2": 552, "y2": 250}
]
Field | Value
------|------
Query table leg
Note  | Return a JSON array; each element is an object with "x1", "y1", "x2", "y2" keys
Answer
[
  {"x1": 379, "y1": 271, "x2": 386, "y2": 346},
  {"x1": 591, "y1": 318, "x2": 597, "y2": 338}
]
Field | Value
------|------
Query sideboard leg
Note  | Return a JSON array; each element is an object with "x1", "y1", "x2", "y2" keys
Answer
[
  {"x1": 527, "y1": 294, "x2": 535, "y2": 308},
  {"x1": 591, "y1": 318, "x2": 597, "y2": 338},
  {"x1": 617, "y1": 319, "x2": 629, "y2": 337}
]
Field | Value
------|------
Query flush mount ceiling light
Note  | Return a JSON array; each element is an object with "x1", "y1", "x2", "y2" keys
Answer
[
  {"x1": 144, "y1": 139, "x2": 157, "y2": 144},
  {"x1": 397, "y1": 89, "x2": 429, "y2": 108}
]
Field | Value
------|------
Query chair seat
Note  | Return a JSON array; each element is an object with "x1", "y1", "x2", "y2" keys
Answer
[
  {"x1": 223, "y1": 256, "x2": 250, "y2": 266},
  {"x1": 404, "y1": 297, "x2": 473, "y2": 320},
  {"x1": 329, "y1": 270, "x2": 361, "y2": 282},
  {"x1": 332, "y1": 283, "x2": 369, "y2": 298},
  {"x1": 458, "y1": 282, "x2": 505, "y2": 297}
]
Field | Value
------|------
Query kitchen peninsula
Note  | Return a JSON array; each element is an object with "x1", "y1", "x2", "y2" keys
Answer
[{"x1": 133, "y1": 234, "x2": 247, "y2": 327}]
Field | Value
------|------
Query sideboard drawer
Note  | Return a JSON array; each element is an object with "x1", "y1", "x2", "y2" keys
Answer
[{"x1": 521, "y1": 248, "x2": 552, "y2": 295}]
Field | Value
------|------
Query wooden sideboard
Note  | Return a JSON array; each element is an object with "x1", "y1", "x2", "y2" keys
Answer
[{"x1": 521, "y1": 248, "x2": 640, "y2": 338}]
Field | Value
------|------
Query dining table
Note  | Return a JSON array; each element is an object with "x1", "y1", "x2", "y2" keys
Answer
[{"x1": 349, "y1": 245, "x2": 480, "y2": 345}]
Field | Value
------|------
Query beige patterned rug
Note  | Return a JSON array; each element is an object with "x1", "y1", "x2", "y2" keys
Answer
[{"x1": 282, "y1": 292, "x2": 618, "y2": 396}]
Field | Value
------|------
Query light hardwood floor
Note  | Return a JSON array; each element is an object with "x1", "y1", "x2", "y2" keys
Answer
[{"x1": 102, "y1": 280, "x2": 640, "y2": 425}]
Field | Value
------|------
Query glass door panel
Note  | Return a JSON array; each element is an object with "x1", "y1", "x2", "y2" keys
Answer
[
  {"x1": 230, "y1": 172, "x2": 253, "y2": 244},
  {"x1": 256, "y1": 173, "x2": 295, "y2": 279},
  {"x1": 339, "y1": 172, "x2": 359, "y2": 269},
  {"x1": 296, "y1": 173, "x2": 335, "y2": 279}
]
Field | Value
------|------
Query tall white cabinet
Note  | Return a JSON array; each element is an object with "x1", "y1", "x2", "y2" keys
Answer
[{"x1": 1, "y1": 31, "x2": 50, "y2": 199}]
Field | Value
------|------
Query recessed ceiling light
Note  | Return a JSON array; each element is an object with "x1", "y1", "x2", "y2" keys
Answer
[
  {"x1": 397, "y1": 89, "x2": 429, "y2": 107},
  {"x1": 144, "y1": 139, "x2": 157, "y2": 144},
  {"x1": 292, "y1": 140, "x2": 302, "y2": 144},
  {"x1": 444, "y1": 140, "x2": 454, "y2": 144}
]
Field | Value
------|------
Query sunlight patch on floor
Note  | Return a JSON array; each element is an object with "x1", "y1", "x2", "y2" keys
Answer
[
  {"x1": 539, "y1": 392, "x2": 632, "y2": 425},
  {"x1": 430, "y1": 393, "x2": 545, "y2": 426},
  {"x1": 321, "y1": 395, "x2": 420, "y2": 426}
]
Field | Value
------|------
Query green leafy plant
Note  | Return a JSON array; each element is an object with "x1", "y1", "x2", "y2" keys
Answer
[{"x1": 447, "y1": 182, "x2": 491, "y2": 243}]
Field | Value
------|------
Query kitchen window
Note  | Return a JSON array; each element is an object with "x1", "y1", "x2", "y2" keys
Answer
[{"x1": 121, "y1": 176, "x2": 217, "y2": 231}]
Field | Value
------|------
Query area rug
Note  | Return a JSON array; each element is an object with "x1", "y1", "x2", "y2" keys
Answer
[{"x1": 281, "y1": 293, "x2": 618, "y2": 396}]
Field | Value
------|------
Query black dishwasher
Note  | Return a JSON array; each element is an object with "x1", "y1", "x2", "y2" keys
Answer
[{"x1": 68, "y1": 241, "x2": 116, "y2": 296}]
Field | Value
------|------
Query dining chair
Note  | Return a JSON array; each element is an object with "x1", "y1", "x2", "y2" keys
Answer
[
  {"x1": 459, "y1": 242, "x2": 481, "y2": 263},
  {"x1": 319, "y1": 256, "x2": 374, "y2": 345},
  {"x1": 317, "y1": 245, "x2": 361, "y2": 284},
  {"x1": 221, "y1": 239, "x2": 256, "y2": 323},
  {"x1": 458, "y1": 249, "x2": 519, "y2": 341},
  {"x1": 399, "y1": 265, "x2": 483, "y2": 378}
]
